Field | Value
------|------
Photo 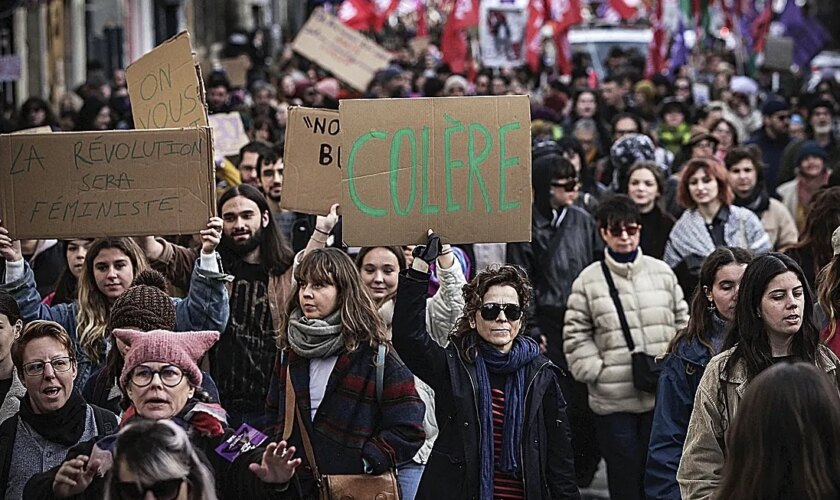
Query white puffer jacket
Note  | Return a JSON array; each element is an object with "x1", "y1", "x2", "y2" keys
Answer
[{"x1": 563, "y1": 249, "x2": 688, "y2": 415}]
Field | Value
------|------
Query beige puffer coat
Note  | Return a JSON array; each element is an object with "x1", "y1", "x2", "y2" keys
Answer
[
  {"x1": 563, "y1": 249, "x2": 688, "y2": 415},
  {"x1": 677, "y1": 344, "x2": 840, "y2": 500}
]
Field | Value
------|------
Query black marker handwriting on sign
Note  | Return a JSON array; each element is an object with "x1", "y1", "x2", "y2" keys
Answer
[
  {"x1": 72, "y1": 137, "x2": 203, "y2": 169},
  {"x1": 135, "y1": 63, "x2": 202, "y2": 128},
  {"x1": 29, "y1": 196, "x2": 178, "y2": 223},
  {"x1": 303, "y1": 116, "x2": 340, "y2": 136},
  {"x1": 9, "y1": 143, "x2": 46, "y2": 175}
]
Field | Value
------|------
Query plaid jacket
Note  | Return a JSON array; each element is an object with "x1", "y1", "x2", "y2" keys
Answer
[{"x1": 265, "y1": 343, "x2": 425, "y2": 495}]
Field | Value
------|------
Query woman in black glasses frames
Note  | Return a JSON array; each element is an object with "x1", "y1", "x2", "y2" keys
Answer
[{"x1": 392, "y1": 233, "x2": 579, "y2": 499}]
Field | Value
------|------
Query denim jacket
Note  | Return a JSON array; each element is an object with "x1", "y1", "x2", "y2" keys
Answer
[{"x1": 0, "y1": 261, "x2": 230, "y2": 387}]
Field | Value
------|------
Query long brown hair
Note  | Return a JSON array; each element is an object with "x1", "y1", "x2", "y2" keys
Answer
[
  {"x1": 451, "y1": 264, "x2": 532, "y2": 363},
  {"x1": 716, "y1": 362, "x2": 840, "y2": 499},
  {"x1": 276, "y1": 248, "x2": 387, "y2": 352},
  {"x1": 355, "y1": 246, "x2": 407, "y2": 307},
  {"x1": 76, "y1": 238, "x2": 149, "y2": 365},
  {"x1": 818, "y1": 253, "x2": 840, "y2": 342},
  {"x1": 793, "y1": 187, "x2": 840, "y2": 274},
  {"x1": 667, "y1": 247, "x2": 753, "y2": 354}
]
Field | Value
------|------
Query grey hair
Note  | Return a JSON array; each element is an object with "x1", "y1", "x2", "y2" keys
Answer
[
  {"x1": 105, "y1": 419, "x2": 218, "y2": 500},
  {"x1": 573, "y1": 118, "x2": 599, "y2": 137}
]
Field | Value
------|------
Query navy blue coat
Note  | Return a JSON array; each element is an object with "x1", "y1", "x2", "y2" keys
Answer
[{"x1": 645, "y1": 334, "x2": 716, "y2": 500}]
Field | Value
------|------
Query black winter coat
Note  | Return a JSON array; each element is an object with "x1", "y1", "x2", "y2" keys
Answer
[
  {"x1": 392, "y1": 269, "x2": 580, "y2": 500},
  {"x1": 507, "y1": 204, "x2": 600, "y2": 367}
]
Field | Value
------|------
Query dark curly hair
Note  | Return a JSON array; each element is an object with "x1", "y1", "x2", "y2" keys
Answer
[{"x1": 451, "y1": 264, "x2": 532, "y2": 363}]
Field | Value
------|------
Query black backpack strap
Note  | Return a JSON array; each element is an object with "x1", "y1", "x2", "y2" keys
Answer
[
  {"x1": 600, "y1": 260, "x2": 636, "y2": 352},
  {"x1": 90, "y1": 404, "x2": 118, "y2": 436}
]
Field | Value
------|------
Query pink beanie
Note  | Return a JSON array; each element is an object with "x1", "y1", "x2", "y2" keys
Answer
[{"x1": 115, "y1": 329, "x2": 219, "y2": 390}]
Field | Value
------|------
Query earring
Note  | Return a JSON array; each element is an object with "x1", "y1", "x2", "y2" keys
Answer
[
  {"x1": 756, "y1": 309, "x2": 762, "y2": 319},
  {"x1": 707, "y1": 299, "x2": 716, "y2": 312}
]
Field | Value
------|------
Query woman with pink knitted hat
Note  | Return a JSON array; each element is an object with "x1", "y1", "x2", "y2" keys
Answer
[{"x1": 25, "y1": 328, "x2": 300, "y2": 499}]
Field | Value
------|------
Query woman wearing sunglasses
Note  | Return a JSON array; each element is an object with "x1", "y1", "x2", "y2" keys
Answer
[
  {"x1": 105, "y1": 419, "x2": 217, "y2": 500},
  {"x1": 564, "y1": 195, "x2": 688, "y2": 500},
  {"x1": 663, "y1": 157, "x2": 771, "y2": 298},
  {"x1": 392, "y1": 233, "x2": 579, "y2": 499},
  {"x1": 0, "y1": 320, "x2": 118, "y2": 499},
  {"x1": 25, "y1": 328, "x2": 297, "y2": 499}
]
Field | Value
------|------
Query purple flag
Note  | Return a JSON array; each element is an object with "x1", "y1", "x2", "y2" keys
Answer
[
  {"x1": 669, "y1": 17, "x2": 688, "y2": 77},
  {"x1": 777, "y1": 0, "x2": 830, "y2": 68}
]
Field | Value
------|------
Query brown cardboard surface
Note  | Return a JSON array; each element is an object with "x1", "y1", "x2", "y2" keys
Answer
[
  {"x1": 11, "y1": 126, "x2": 52, "y2": 134},
  {"x1": 208, "y1": 112, "x2": 249, "y2": 159},
  {"x1": 281, "y1": 107, "x2": 341, "y2": 215},
  {"x1": 220, "y1": 55, "x2": 250, "y2": 88},
  {"x1": 126, "y1": 31, "x2": 209, "y2": 129},
  {"x1": 291, "y1": 9, "x2": 391, "y2": 92},
  {"x1": 0, "y1": 128, "x2": 216, "y2": 239},
  {"x1": 340, "y1": 95, "x2": 532, "y2": 246}
]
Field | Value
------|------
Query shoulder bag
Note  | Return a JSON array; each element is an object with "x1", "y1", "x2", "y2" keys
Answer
[
  {"x1": 600, "y1": 261, "x2": 661, "y2": 393},
  {"x1": 283, "y1": 344, "x2": 401, "y2": 499}
]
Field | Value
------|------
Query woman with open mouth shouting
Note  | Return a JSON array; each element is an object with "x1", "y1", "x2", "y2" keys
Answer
[
  {"x1": 0, "y1": 320, "x2": 119, "y2": 499},
  {"x1": 677, "y1": 253, "x2": 840, "y2": 499},
  {"x1": 25, "y1": 328, "x2": 298, "y2": 499}
]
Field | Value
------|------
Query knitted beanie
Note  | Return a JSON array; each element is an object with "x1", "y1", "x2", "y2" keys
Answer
[
  {"x1": 116, "y1": 328, "x2": 219, "y2": 389},
  {"x1": 107, "y1": 270, "x2": 175, "y2": 337}
]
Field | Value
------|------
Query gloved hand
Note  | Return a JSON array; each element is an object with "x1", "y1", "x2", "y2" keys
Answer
[{"x1": 412, "y1": 232, "x2": 442, "y2": 265}]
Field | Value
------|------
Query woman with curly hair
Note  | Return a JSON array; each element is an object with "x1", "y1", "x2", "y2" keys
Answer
[{"x1": 393, "y1": 232, "x2": 579, "y2": 499}]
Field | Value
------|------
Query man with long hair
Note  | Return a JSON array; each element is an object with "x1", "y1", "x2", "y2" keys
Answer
[{"x1": 138, "y1": 185, "x2": 313, "y2": 428}]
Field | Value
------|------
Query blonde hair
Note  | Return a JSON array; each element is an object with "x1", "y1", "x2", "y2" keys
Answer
[
  {"x1": 818, "y1": 255, "x2": 840, "y2": 342},
  {"x1": 76, "y1": 238, "x2": 149, "y2": 365}
]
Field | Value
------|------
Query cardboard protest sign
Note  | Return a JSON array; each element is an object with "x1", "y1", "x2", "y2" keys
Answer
[
  {"x1": 220, "y1": 55, "x2": 250, "y2": 88},
  {"x1": 292, "y1": 9, "x2": 391, "y2": 92},
  {"x1": 340, "y1": 95, "x2": 532, "y2": 246},
  {"x1": 479, "y1": 0, "x2": 528, "y2": 68},
  {"x1": 0, "y1": 128, "x2": 216, "y2": 239},
  {"x1": 208, "y1": 112, "x2": 249, "y2": 159},
  {"x1": 11, "y1": 126, "x2": 52, "y2": 134},
  {"x1": 281, "y1": 107, "x2": 341, "y2": 215},
  {"x1": 126, "y1": 31, "x2": 208, "y2": 129}
]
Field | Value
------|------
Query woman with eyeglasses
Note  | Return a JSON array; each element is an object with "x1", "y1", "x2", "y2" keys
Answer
[
  {"x1": 664, "y1": 157, "x2": 771, "y2": 299},
  {"x1": 26, "y1": 328, "x2": 298, "y2": 499},
  {"x1": 105, "y1": 419, "x2": 217, "y2": 500},
  {"x1": 564, "y1": 195, "x2": 688, "y2": 500},
  {"x1": 392, "y1": 233, "x2": 579, "y2": 499},
  {"x1": 0, "y1": 320, "x2": 118, "y2": 499}
]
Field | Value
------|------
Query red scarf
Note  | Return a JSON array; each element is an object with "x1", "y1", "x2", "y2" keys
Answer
[{"x1": 121, "y1": 402, "x2": 225, "y2": 437}]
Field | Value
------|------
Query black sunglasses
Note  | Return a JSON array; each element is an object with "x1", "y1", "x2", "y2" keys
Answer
[
  {"x1": 607, "y1": 225, "x2": 640, "y2": 237},
  {"x1": 116, "y1": 478, "x2": 185, "y2": 500},
  {"x1": 551, "y1": 179, "x2": 579, "y2": 190},
  {"x1": 480, "y1": 303, "x2": 523, "y2": 321}
]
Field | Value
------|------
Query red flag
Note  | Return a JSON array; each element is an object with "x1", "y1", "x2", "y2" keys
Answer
[
  {"x1": 750, "y1": 2, "x2": 773, "y2": 53},
  {"x1": 371, "y1": 0, "x2": 400, "y2": 32},
  {"x1": 548, "y1": 0, "x2": 582, "y2": 32},
  {"x1": 609, "y1": 0, "x2": 638, "y2": 20},
  {"x1": 449, "y1": 0, "x2": 479, "y2": 30},
  {"x1": 553, "y1": 25, "x2": 573, "y2": 75},
  {"x1": 442, "y1": 19, "x2": 468, "y2": 73},
  {"x1": 525, "y1": 0, "x2": 546, "y2": 72},
  {"x1": 338, "y1": 0, "x2": 375, "y2": 30},
  {"x1": 645, "y1": 0, "x2": 667, "y2": 77},
  {"x1": 417, "y1": 0, "x2": 428, "y2": 37}
]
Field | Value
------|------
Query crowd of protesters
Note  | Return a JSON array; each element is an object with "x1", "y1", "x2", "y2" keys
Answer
[{"x1": 0, "y1": 12, "x2": 840, "y2": 500}]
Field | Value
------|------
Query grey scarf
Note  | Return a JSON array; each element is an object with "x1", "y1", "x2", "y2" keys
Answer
[{"x1": 286, "y1": 308, "x2": 345, "y2": 359}]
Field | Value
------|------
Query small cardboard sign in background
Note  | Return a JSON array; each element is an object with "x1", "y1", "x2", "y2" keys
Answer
[
  {"x1": 11, "y1": 126, "x2": 52, "y2": 135},
  {"x1": 292, "y1": 9, "x2": 392, "y2": 92},
  {"x1": 764, "y1": 36, "x2": 794, "y2": 72},
  {"x1": 208, "y1": 112, "x2": 249, "y2": 160},
  {"x1": 126, "y1": 31, "x2": 208, "y2": 129},
  {"x1": 0, "y1": 128, "x2": 216, "y2": 239},
  {"x1": 220, "y1": 55, "x2": 250, "y2": 88},
  {"x1": 340, "y1": 95, "x2": 532, "y2": 246},
  {"x1": 281, "y1": 107, "x2": 341, "y2": 215},
  {"x1": 0, "y1": 55, "x2": 21, "y2": 82}
]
